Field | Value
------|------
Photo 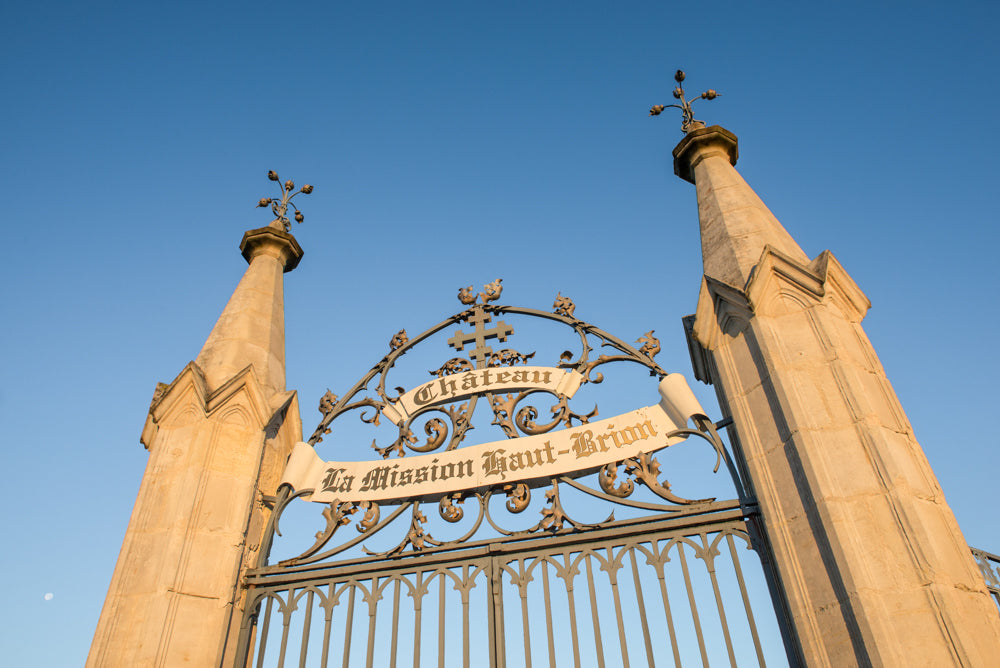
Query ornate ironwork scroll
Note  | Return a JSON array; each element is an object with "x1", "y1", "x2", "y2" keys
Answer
[
  {"x1": 256, "y1": 283, "x2": 745, "y2": 569},
  {"x1": 234, "y1": 284, "x2": 784, "y2": 668}
]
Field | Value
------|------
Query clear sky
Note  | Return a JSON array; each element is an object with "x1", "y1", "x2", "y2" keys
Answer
[{"x1": 3, "y1": 1, "x2": 999, "y2": 664}]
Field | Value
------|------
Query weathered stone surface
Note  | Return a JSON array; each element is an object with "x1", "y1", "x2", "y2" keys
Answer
[
  {"x1": 88, "y1": 229, "x2": 303, "y2": 667},
  {"x1": 675, "y1": 126, "x2": 809, "y2": 291},
  {"x1": 682, "y1": 127, "x2": 1000, "y2": 665}
]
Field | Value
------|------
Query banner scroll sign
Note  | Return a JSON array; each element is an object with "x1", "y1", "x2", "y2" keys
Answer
[{"x1": 281, "y1": 372, "x2": 707, "y2": 504}]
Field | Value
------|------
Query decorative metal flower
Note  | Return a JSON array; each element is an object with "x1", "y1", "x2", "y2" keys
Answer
[
  {"x1": 256, "y1": 170, "x2": 314, "y2": 232},
  {"x1": 649, "y1": 70, "x2": 719, "y2": 133}
]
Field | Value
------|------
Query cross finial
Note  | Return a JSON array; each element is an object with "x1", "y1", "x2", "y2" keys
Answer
[
  {"x1": 649, "y1": 70, "x2": 719, "y2": 133},
  {"x1": 256, "y1": 170, "x2": 314, "y2": 232},
  {"x1": 447, "y1": 307, "x2": 514, "y2": 369}
]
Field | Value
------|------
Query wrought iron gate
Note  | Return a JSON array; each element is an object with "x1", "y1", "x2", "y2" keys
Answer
[{"x1": 232, "y1": 284, "x2": 789, "y2": 667}]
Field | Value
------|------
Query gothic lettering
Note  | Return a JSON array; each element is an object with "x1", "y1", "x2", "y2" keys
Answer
[
  {"x1": 359, "y1": 465, "x2": 398, "y2": 492},
  {"x1": 320, "y1": 468, "x2": 355, "y2": 494},
  {"x1": 438, "y1": 376, "x2": 458, "y2": 397},
  {"x1": 413, "y1": 384, "x2": 438, "y2": 407},
  {"x1": 482, "y1": 449, "x2": 508, "y2": 479}
]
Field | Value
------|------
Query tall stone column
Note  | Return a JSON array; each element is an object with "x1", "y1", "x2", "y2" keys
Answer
[
  {"x1": 677, "y1": 125, "x2": 1000, "y2": 665},
  {"x1": 88, "y1": 225, "x2": 304, "y2": 666}
]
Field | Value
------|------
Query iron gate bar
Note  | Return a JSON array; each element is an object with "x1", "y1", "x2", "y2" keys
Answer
[
  {"x1": 728, "y1": 533, "x2": 767, "y2": 666},
  {"x1": 583, "y1": 556, "x2": 605, "y2": 668}
]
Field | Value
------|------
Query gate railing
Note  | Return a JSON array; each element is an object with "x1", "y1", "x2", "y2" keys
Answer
[
  {"x1": 236, "y1": 500, "x2": 785, "y2": 667},
  {"x1": 232, "y1": 285, "x2": 792, "y2": 666}
]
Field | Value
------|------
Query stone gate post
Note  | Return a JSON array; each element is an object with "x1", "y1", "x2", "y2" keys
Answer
[
  {"x1": 87, "y1": 224, "x2": 303, "y2": 666},
  {"x1": 677, "y1": 125, "x2": 1000, "y2": 665}
]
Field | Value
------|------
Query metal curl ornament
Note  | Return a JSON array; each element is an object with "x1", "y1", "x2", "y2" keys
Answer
[
  {"x1": 649, "y1": 69, "x2": 719, "y2": 133},
  {"x1": 256, "y1": 170, "x2": 314, "y2": 232}
]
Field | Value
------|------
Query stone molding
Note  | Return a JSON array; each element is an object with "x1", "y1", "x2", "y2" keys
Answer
[
  {"x1": 141, "y1": 361, "x2": 278, "y2": 451},
  {"x1": 239, "y1": 226, "x2": 304, "y2": 273},
  {"x1": 672, "y1": 124, "x2": 739, "y2": 184},
  {"x1": 747, "y1": 247, "x2": 870, "y2": 323},
  {"x1": 689, "y1": 246, "x2": 871, "y2": 369}
]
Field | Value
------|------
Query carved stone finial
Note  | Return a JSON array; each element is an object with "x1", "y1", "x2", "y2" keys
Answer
[
  {"x1": 649, "y1": 70, "x2": 719, "y2": 133},
  {"x1": 256, "y1": 170, "x2": 314, "y2": 232}
]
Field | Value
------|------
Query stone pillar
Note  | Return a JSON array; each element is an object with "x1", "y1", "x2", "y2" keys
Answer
[
  {"x1": 677, "y1": 126, "x2": 1000, "y2": 665},
  {"x1": 88, "y1": 226, "x2": 304, "y2": 667}
]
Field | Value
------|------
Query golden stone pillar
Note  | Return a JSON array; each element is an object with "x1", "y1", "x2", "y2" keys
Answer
[
  {"x1": 676, "y1": 124, "x2": 1000, "y2": 665},
  {"x1": 88, "y1": 223, "x2": 303, "y2": 666}
]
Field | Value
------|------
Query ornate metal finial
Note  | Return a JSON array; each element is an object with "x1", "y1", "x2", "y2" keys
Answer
[
  {"x1": 553, "y1": 292, "x2": 576, "y2": 318},
  {"x1": 649, "y1": 70, "x2": 719, "y2": 133},
  {"x1": 256, "y1": 170, "x2": 314, "y2": 232},
  {"x1": 456, "y1": 279, "x2": 504, "y2": 305}
]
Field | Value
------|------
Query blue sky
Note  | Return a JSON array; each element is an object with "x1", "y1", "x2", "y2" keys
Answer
[{"x1": 3, "y1": 1, "x2": 999, "y2": 664}]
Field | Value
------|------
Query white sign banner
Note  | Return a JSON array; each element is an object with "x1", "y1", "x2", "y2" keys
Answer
[
  {"x1": 282, "y1": 374, "x2": 706, "y2": 504},
  {"x1": 381, "y1": 366, "x2": 584, "y2": 425}
]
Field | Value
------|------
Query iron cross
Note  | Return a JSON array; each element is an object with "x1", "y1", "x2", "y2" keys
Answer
[{"x1": 448, "y1": 308, "x2": 513, "y2": 368}]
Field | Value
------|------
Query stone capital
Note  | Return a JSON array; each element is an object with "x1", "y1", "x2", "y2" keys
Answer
[
  {"x1": 672, "y1": 125, "x2": 739, "y2": 184},
  {"x1": 239, "y1": 226, "x2": 304, "y2": 273}
]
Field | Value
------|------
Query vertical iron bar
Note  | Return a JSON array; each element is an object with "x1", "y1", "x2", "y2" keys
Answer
[
  {"x1": 654, "y1": 552, "x2": 683, "y2": 667},
  {"x1": 321, "y1": 583, "x2": 335, "y2": 668},
  {"x1": 391, "y1": 579, "x2": 402, "y2": 668},
  {"x1": 234, "y1": 601, "x2": 259, "y2": 668},
  {"x1": 299, "y1": 589, "x2": 315, "y2": 668},
  {"x1": 413, "y1": 572, "x2": 424, "y2": 668},
  {"x1": 517, "y1": 559, "x2": 534, "y2": 668},
  {"x1": 584, "y1": 553, "x2": 606, "y2": 668},
  {"x1": 727, "y1": 533, "x2": 766, "y2": 667},
  {"x1": 438, "y1": 574, "x2": 446, "y2": 668},
  {"x1": 678, "y1": 543, "x2": 710, "y2": 667},
  {"x1": 608, "y1": 547, "x2": 631, "y2": 667},
  {"x1": 487, "y1": 562, "x2": 497, "y2": 668},
  {"x1": 276, "y1": 604, "x2": 291, "y2": 668},
  {"x1": 561, "y1": 556, "x2": 582, "y2": 668},
  {"x1": 246, "y1": 619, "x2": 259, "y2": 668},
  {"x1": 342, "y1": 585, "x2": 356, "y2": 668},
  {"x1": 366, "y1": 577, "x2": 379, "y2": 668},
  {"x1": 542, "y1": 559, "x2": 556, "y2": 668},
  {"x1": 255, "y1": 596, "x2": 274, "y2": 668},
  {"x1": 462, "y1": 565, "x2": 470, "y2": 668},
  {"x1": 706, "y1": 548, "x2": 737, "y2": 667},
  {"x1": 628, "y1": 548, "x2": 656, "y2": 667},
  {"x1": 492, "y1": 556, "x2": 507, "y2": 667}
]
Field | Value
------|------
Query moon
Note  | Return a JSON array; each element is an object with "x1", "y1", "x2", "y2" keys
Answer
[{"x1": 44, "y1": 593, "x2": 53, "y2": 601}]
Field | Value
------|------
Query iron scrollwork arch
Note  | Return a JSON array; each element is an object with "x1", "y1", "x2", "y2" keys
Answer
[{"x1": 259, "y1": 282, "x2": 745, "y2": 568}]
